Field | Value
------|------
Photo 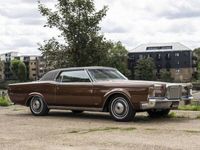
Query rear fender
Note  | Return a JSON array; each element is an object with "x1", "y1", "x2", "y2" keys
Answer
[{"x1": 25, "y1": 92, "x2": 46, "y2": 106}]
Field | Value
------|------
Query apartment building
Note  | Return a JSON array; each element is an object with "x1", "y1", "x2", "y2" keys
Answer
[
  {"x1": 0, "y1": 59, "x2": 4, "y2": 80},
  {"x1": 0, "y1": 52, "x2": 46, "y2": 81},
  {"x1": 128, "y1": 43, "x2": 197, "y2": 82}
]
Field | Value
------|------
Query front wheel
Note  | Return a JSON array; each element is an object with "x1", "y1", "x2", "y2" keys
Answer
[
  {"x1": 30, "y1": 96, "x2": 49, "y2": 116},
  {"x1": 109, "y1": 95, "x2": 135, "y2": 122},
  {"x1": 147, "y1": 109, "x2": 170, "y2": 118}
]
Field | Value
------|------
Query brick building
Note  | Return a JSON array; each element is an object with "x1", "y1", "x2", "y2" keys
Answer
[{"x1": 128, "y1": 43, "x2": 197, "y2": 82}]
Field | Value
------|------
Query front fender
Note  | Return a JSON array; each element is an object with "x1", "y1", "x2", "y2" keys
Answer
[
  {"x1": 104, "y1": 88, "x2": 131, "y2": 100},
  {"x1": 103, "y1": 88, "x2": 133, "y2": 110}
]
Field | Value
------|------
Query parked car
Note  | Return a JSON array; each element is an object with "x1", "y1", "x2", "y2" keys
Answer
[{"x1": 8, "y1": 66, "x2": 193, "y2": 121}]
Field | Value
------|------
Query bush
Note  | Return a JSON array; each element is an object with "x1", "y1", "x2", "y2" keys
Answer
[
  {"x1": 0, "y1": 97, "x2": 10, "y2": 106},
  {"x1": 160, "y1": 70, "x2": 173, "y2": 82},
  {"x1": 178, "y1": 105, "x2": 200, "y2": 111},
  {"x1": 134, "y1": 58, "x2": 156, "y2": 80}
]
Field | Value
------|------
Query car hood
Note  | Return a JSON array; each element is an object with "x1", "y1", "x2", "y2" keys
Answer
[
  {"x1": 94, "y1": 80, "x2": 154, "y2": 88},
  {"x1": 95, "y1": 80, "x2": 192, "y2": 88}
]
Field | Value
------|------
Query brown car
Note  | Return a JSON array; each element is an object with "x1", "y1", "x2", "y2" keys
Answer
[{"x1": 8, "y1": 66, "x2": 193, "y2": 121}]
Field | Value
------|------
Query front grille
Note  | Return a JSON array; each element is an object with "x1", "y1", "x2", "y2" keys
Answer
[{"x1": 167, "y1": 85, "x2": 182, "y2": 99}]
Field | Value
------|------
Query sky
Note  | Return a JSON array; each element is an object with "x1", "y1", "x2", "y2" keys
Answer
[{"x1": 0, "y1": 0, "x2": 200, "y2": 55}]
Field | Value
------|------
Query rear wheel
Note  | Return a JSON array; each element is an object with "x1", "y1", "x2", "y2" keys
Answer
[
  {"x1": 109, "y1": 95, "x2": 135, "y2": 122},
  {"x1": 147, "y1": 109, "x2": 170, "y2": 118},
  {"x1": 71, "y1": 110, "x2": 84, "y2": 114},
  {"x1": 30, "y1": 96, "x2": 49, "y2": 116}
]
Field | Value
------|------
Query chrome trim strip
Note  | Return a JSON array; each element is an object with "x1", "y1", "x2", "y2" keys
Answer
[
  {"x1": 141, "y1": 98, "x2": 180, "y2": 110},
  {"x1": 181, "y1": 96, "x2": 193, "y2": 101},
  {"x1": 48, "y1": 106, "x2": 103, "y2": 111}
]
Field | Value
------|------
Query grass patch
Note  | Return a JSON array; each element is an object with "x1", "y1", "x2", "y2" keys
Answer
[
  {"x1": 68, "y1": 130, "x2": 79, "y2": 134},
  {"x1": 196, "y1": 115, "x2": 200, "y2": 119},
  {"x1": 168, "y1": 112, "x2": 177, "y2": 118},
  {"x1": 121, "y1": 127, "x2": 136, "y2": 131},
  {"x1": 87, "y1": 127, "x2": 120, "y2": 132},
  {"x1": 68, "y1": 127, "x2": 136, "y2": 134},
  {"x1": 0, "y1": 97, "x2": 10, "y2": 106},
  {"x1": 184, "y1": 130, "x2": 200, "y2": 134},
  {"x1": 178, "y1": 105, "x2": 200, "y2": 111},
  {"x1": 145, "y1": 128, "x2": 157, "y2": 131}
]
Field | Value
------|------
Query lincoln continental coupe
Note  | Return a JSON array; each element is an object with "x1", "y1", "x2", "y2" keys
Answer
[{"x1": 8, "y1": 67, "x2": 193, "y2": 121}]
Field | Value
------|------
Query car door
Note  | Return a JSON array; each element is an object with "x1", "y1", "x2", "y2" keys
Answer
[{"x1": 55, "y1": 69, "x2": 98, "y2": 107}]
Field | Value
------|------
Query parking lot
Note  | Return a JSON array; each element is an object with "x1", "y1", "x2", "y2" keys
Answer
[{"x1": 0, "y1": 105, "x2": 200, "y2": 150}]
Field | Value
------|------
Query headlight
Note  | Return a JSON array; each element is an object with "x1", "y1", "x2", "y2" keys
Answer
[
  {"x1": 148, "y1": 86, "x2": 155, "y2": 97},
  {"x1": 148, "y1": 84, "x2": 166, "y2": 97},
  {"x1": 189, "y1": 88, "x2": 192, "y2": 96},
  {"x1": 182, "y1": 86, "x2": 192, "y2": 96}
]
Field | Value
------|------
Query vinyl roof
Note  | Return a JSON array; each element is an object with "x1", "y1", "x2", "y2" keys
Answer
[
  {"x1": 40, "y1": 66, "x2": 116, "y2": 81},
  {"x1": 53, "y1": 66, "x2": 116, "y2": 72}
]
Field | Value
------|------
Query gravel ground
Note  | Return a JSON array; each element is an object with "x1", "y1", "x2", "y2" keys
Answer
[{"x1": 0, "y1": 105, "x2": 200, "y2": 150}]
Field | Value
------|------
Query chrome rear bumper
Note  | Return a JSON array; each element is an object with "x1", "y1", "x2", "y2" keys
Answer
[{"x1": 140, "y1": 96, "x2": 193, "y2": 110}]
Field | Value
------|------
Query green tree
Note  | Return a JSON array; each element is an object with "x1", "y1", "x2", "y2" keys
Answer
[
  {"x1": 0, "y1": 60, "x2": 3, "y2": 80},
  {"x1": 38, "y1": 0, "x2": 109, "y2": 67},
  {"x1": 196, "y1": 63, "x2": 200, "y2": 80},
  {"x1": 193, "y1": 48, "x2": 200, "y2": 80},
  {"x1": 134, "y1": 58, "x2": 156, "y2": 80},
  {"x1": 160, "y1": 70, "x2": 173, "y2": 82},
  {"x1": 38, "y1": 38, "x2": 69, "y2": 70},
  {"x1": 11, "y1": 59, "x2": 27, "y2": 81},
  {"x1": 18, "y1": 62, "x2": 27, "y2": 81},
  {"x1": 107, "y1": 41, "x2": 130, "y2": 76},
  {"x1": 193, "y1": 48, "x2": 200, "y2": 62},
  {"x1": 10, "y1": 59, "x2": 21, "y2": 79}
]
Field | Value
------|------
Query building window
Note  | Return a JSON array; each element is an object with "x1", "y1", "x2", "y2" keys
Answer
[
  {"x1": 166, "y1": 63, "x2": 171, "y2": 70},
  {"x1": 175, "y1": 53, "x2": 179, "y2": 57},
  {"x1": 165, "y1": 53, "x2": 170, "y2": 60},
  {"x1": 139, "y1": 54, "x2": 143, "y2": 59},
  {"x1": 156, "y1": 53, "x2": 161, "y2": 60},
  {"x1": 184, "y1": 52, "x2": 188, "y2": 56},
  {"x1": 147, "y1": 54, "x2": 152, "y2": 58},
  {"x1": 184, "y1": 61, "x2": 187, "y2": 65},
  {"x1": 146, "y1": 46, "x2": 172, "y2": 50}
]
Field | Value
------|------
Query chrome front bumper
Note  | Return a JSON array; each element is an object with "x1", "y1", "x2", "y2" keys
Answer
[{"x1": 140, "y1": 96, "x2": 193, "y2": 110}]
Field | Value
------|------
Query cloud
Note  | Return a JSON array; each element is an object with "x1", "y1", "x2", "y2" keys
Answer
[
  {"x1": 144, "y1": 0, "x2": 200, "y2": 19},
  {"x1": 0, "y1": 8, "x2": 41, "y2": 19},
  {"x1": 1, "y1": 0, "x2": 200, "y2": 55},
  {"x1": 19, "y1": 18, "x2": 45, "y2": 25},
  {"x1": 101, "y1": 21, "x2": 128, "y2": 34}
]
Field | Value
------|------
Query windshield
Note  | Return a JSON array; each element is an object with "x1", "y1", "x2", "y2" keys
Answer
[{"x1": 88, "y1": 69, "x2": 127, "y2": 81}]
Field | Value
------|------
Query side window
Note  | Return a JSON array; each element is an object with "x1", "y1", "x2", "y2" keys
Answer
[{"x1": 59, "y1": 70, "x2": 90, "y2": 82}]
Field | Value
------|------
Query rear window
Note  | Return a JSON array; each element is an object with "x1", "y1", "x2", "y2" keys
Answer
[{"x1": 40, "y1": 70, "x2": 58, "y2": 81}]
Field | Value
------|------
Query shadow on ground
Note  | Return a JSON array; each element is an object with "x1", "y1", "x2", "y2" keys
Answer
[{"x1": 6, "y1": 109, "x2": 191, "y2": 124}]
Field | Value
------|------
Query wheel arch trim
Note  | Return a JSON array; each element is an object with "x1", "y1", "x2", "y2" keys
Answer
[
  {"x1": 102, "y1": 89, "x2": 133, "y2": 111},
  {"x1": 25, "y1": 92, "x2": 47, "y2": 107}
]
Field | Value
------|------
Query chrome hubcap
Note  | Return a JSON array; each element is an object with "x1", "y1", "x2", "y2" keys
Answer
[
  {"x1": 114, "y1": 102, "x2": 125, "y2": 115},
  {"x1": 31, "y1": 97, "x2": 43, "y2": 114},
  {"x1": 33, "y1": 100, "x2": 41, "y2": 110},
  {"x1": 111, "y1": 97, "x2": 129, "y2": 119}
]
